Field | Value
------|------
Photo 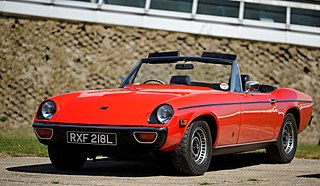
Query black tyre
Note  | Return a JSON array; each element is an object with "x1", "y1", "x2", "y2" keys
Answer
[
  {"x1": 267, "y1": 113, "x2": 297, "y2": 163},
  {"x1": 48, "y1": 145, "x2": 87, "y2": 170},
  {"x1": 172, "y1": 120, "x2": 212, "y2": 175}
]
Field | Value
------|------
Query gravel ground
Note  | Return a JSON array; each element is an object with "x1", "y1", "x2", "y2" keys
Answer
[{"x1": 0, "y1": 153, "x2": 319, "y2": 186}]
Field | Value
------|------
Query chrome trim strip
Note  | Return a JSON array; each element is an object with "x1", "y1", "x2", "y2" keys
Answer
[
  {"x1": 33, "y1": 122, "x2": 167, "y2": 132},
  {"x1": 277, "y1": 100, "x2": 313, "y2": 103},
  {"x1": 214, "y1": 139, "x2": 277, "y2": 149},
  {"x1": 178, "y1": 99, "x2": 313, "y2": 110},
  {"x1": 178, "y1": 102, "x2": 240, "y2": 110}
]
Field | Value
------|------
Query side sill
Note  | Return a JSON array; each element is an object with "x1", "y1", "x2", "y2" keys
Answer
[{"x1": 212, "y1": 140, "x2": 276, "y2": 156}]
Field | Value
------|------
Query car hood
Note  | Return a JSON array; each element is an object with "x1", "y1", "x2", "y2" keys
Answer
[{"x1": 51, "y1": 85, "x2": 212, "y2": 126}]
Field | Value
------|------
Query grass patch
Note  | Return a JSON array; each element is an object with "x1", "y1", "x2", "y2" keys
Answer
[
  {"x1": 50, "y1": 179, "x2": 60, "y2": 184},
  {"x1": 296, "y1": 144, "x2": 320, "y2": 159},
  {"x1": 0, "y1": 126, "x2": 48, "y2": 157},
  {"x1": 0, "y1": 115, "x2": 9, "y2": 122},
  {"x1": 200, "y1": 182, "x2": 211, "y2": 185},
  {"x1": 0, "y1": 126, "x2": 319, "y2": 159},
  {"x1": 0, "y1": 134, "x2": 47, "y2": 157},
  {"x1": 241, "y1": 144, "x2": 320, "y2": 159},
  {"x1": 247, "y1": 177, "x2": 259, "y2": 182}
]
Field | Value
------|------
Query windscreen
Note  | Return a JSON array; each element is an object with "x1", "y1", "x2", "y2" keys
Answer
[{"x1": 132, "y1": 61, "x2": 232, "y2": 90}]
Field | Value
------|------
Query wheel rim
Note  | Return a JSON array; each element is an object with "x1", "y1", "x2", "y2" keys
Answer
[
  {"x1": 282, "y1": 121, "x2": 295, "y2": 154},
  {"x1": 191, "y1": 126, "x2": 208, "y2": 166}
]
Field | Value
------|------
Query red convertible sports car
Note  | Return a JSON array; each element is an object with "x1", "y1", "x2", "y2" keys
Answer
[{"x1": 33, "y1": 51, "x2": 313, "y2": 175}]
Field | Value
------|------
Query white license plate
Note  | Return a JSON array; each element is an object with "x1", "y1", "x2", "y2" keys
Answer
[{"x1": 67, "y1": 131, "x2": 117, "y2": 145}]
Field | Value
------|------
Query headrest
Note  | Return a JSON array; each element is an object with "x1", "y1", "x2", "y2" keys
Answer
[
  {"x1": 170, "y1": 75, "x2": 191, "y2": 85},
  {"x1": 241, "y1": 75, "x2": 250, "y2": 82},
  {"x1": 241, "y1": 75, "x2": 250, "y2": 90}
]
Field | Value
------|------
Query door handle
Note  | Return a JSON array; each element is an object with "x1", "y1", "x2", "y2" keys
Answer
[{"x1": 269, "y1": 98, "x2": 276, "y2": 104}]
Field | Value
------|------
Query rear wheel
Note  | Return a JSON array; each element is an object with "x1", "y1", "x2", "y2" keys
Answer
[
  {"x1": 172, "y1": 120, "x2": 212, "y2": 175},
  {"x1": 48, "y1": 145, "x2": 87, "y2": 170},
  {"x1": 267, "y1": 113, "x2": 297, "y2": 163}
]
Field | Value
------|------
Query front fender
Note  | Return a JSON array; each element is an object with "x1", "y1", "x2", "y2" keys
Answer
[{"x1": 160, "y1": 109, "x2": 220, "y2": 151}]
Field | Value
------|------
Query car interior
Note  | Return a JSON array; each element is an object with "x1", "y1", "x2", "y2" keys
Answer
[
  {"x1": 169, "y1": 74, "x2": 277, "y2": 93},
  {"x1": 169, "y1": 75, "x2": 228, "y2": 90},
  {"x1": 240, "y1": 74, "x2": 277, "y2": 93}
]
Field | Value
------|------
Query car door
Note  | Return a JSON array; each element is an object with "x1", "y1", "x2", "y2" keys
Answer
[
  {"x1": 237, "y1": 92, "x2": 278, "y2": 144},
  {"x1": 214, "y1": 92, "x2": 241, "y2": 146}
]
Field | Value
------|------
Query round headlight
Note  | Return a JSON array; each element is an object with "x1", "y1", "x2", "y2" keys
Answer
[
  {"x1": 41, "y1": 100, "x2": 56, "y2": 120},
  {"x1": 156, "y1": 105, "x2": 174, "y2": 124}
]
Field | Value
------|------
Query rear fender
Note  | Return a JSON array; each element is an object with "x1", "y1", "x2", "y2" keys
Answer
[{"x1": 275, "y1": 103, "x2": 298, "y2": 138}]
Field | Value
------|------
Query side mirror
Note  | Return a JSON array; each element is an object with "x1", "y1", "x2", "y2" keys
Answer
[
  {"x1": 245, "y1": 81, "x2": 260, "y2": 93},
  {"x1": 119, "y1": 76, "x2": 126, "y2": 84}
]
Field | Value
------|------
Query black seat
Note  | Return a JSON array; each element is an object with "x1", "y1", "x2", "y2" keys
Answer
[
  {"x1": 170, "y1": 75, "x2": 191, "y2": 85},
  {"x1": 241, "y1": 75, "x2": 250, "y2": 91},
  {"x1": 259, "y1": 85, "x2": 277, "y2": 93}
]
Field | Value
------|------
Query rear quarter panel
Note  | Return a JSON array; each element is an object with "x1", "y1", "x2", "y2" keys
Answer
[{"x1": 272, "y1": 88, "x2": 313, "y2": 136}]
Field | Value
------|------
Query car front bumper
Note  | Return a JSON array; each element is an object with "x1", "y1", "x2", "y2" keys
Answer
[{"x1": 33, "y1": 122, "x2": 167, "y2": 157}]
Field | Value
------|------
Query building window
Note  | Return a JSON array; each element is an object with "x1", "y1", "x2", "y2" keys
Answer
[
  {"x1": 197, "y1": 0, "x2": 239, "y2": 18},
  {"x1": 104, "y1": 0, "x2": 146, "y2": 8},
  {"x1": 244, "y1": 3, "x2": 286, "y2": 23},
  {"x1": 291, "y1": 8, "x2": 320, "y2": 27},
  {"x1": 150, "y1": 0, "x2": 193, "y2": 13},
  {"x1": 68, "y1": 0, "x2": 98, "y2": 2},
  {"x1": 287, "y1": 0, "x2": 320, "y2": 4}
]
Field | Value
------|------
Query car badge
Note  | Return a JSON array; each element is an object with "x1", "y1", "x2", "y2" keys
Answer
[{"x1": 100, "y1": 106, "x2": 109, "y2": 110}]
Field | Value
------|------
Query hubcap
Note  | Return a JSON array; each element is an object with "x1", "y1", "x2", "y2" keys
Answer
[
  {"x1": 282, "y1": 121, "x2": 294, "y2": 154},
  {"x1": 191, "y1": 126, "x2": 207, "y2": 166}
]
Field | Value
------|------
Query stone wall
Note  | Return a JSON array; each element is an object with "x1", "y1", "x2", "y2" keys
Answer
[{"x1": 0, "y1": 16, "x2": 319, "y2": 144}]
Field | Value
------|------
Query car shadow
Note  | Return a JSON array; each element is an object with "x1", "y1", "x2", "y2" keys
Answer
[
  {"x1": 209, "y1": 152, "x2": 272, "y2": 171},
  {"x1": 6, "y1": 152, "x2": 272, "y2": 177},
  {"x1": 297, "y1": 174, "x2": 320, "y2": 179}
]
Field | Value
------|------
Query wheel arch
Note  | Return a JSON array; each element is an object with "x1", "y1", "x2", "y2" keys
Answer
[
  {"x1": 285, "y1": 107, "x2": 300, "y2": 130},
  {"x1": 190, "y1": 114, "x2": 218, "y2": 147}
]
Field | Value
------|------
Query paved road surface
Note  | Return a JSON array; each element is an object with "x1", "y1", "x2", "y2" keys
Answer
[{"x1": 0, "y1": 153, "x2": 319, "y2": 185}]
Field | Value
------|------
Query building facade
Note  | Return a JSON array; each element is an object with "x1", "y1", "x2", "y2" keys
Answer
[{"x1": 0, "y1": 0, "x2": 319, "y2": 144}]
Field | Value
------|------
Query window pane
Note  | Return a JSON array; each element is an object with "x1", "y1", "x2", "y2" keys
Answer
[
  {"x1": 150, "y1": 0, "x2": 193, "y2": 13},
  {"x1": 68, "y1": 0, "x2": 98, "y2": 2},
  {"x1": 104, "y1": 0, "x2": 146, "y2": 8},
  {"x1": 287, "y1": 0, "x2": 320, "y2": 4},
  {"x1": 244, "y1": 3, "x2": 286, "y2": 23},
  {"x1": 291, "y1": 8, "x2": 320, "y2": 27},
  {"x1": 197, "y1": 0, "x2": 239, "y2": 18}
]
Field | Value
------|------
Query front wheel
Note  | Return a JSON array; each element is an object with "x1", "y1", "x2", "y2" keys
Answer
[
  {"x1": 267, "y1": 113, "x2": 298, "y2": 163},
  {"x1": 172, "y1": 120, "x2": 212, "y2": 175},
  {"x1": 48, "y1": 145, "x2": 87, "y2": 170}
]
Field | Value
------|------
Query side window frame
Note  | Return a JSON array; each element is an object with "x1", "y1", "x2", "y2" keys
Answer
[
  {"x1": 119, "y1": 61, "x2": 142, "y2": 88},
  {"x1": 229, "y1": 61, "x2": 243, "y2": 92}
]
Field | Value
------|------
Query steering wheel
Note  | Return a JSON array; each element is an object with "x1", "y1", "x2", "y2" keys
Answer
[{"x1": 142, "y1": 79, "x2": 165, "y2": 84}]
